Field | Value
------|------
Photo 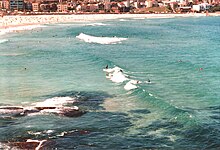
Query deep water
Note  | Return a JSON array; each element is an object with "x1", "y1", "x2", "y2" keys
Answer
[{"x1": 0, "y1": 16, "x2": 220, "y2": 149}]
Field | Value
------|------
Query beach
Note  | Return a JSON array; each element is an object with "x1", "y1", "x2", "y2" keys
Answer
[{"x1": 0, "y1": 13, "x2": 217, "y2": 29}]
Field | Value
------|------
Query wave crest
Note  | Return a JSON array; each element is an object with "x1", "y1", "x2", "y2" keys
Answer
[
  {"x1": 34, "y1": 96, "x2": 76, "y2": 107},
  {"x1": 86, "y1": 23, "x2": 109, "y2": 26},
  {"x1": 0, "y1": 25, "x2": 46, "y2": 36},
  {"x1": 76, "y1": 33, "x2": 127, "y2": 45},
  {"x1": 0, "y1": 39, "x2": 8, "y2": 44}
]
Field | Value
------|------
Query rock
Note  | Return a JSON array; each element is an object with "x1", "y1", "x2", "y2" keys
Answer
[
  {"x1": 59, "y1": 107, "x2": 85, "y2": 117},
  {"x1": 0, "y1": 105, "x2": 85, "y2": 118},
  {"x1": 8, "y1": 139, "x2": 53, "y2": 150},
  {"x1": 0, "y1": 106, "x2": 24, "y2": 117},
  {"x1": 39, "y1": 106, "x2": 85, "y2": 117},
  {"x1": 9, "y1": 141, "x2": 40, "y2": 149}
]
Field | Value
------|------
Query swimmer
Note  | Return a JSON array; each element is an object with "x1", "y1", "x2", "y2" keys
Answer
[
  {"x1": 144, "y1": 79, "x2": 151, "y2": 83},
  {"x1": 105, "y1": 65, "x2": 109, "y2": 76}
]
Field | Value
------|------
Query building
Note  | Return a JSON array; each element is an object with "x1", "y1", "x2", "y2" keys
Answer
[
  {"x1": 10, "y1": 0, "x2": 24, "y2": 11},
  {"x1": 0, "y1": 0, "x2": 10, "y2": 10},
  {"x1": 145, "y1": 0, "x2": 153, "y2": 7},
  {"x1": 32, "y1": 2, "x2": 39, "y2": 11},
  {"x1": 89, "y1": 4, "x2": 99, "y2": 12},
  {"x1": 57, "y1": 3, "x2": 68, "y2": 12},
  {"x1": 126, "y1": 0, "x2": 130, "y2": 8},
  {"x1": 25, "y1": 1, "x2": 32, "y2": 11},
  {"x1": 104, "y1": 0, "x2": 111, "y2": 11}
]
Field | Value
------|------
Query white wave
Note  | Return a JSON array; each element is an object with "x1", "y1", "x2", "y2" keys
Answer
[
  {"x1": 133, "y1": 18, "x2": 146, "y2": 20},
  {"x1": 34, "y1": 96, "x2": 76, "y2": 107},
  {"x1": 103, "y1": 66, "x2": 121, "y2": 73},
  {"x1": 28, "y1": 130, "x2": 54, "y2": 135},
  {"x1": 76, "y1": 33, "x2": 127, "y2": 44},
  {"x1": 104, "y1": 66, "x2": 128, "y2": 83},
  {"x1": 56, "y1": 23, "x2": 77, "y2": 26},
  {"x1": 119, "y1": 19, "x2": 128, "y2": 22},
  {"x1": 0, "y1": 53, "x2": 24, "y2": 56},
  {"x1": 129, "y1": 80, "x2": 142, "y2": 84},
  {"x1": 124, "y1": 81, "x2": 138, "y2": 91},
  {"x1": 110, "y1": 71, "x2": 128, "y2": 83},
  {"x1": 149, "y1": 93, "x2": 153, "y2": 96},
  {"x1": 57, "y1": 131, "x2": 68, "y2": 137},
  {"x1": 45, "y1": 130, "x2": 54, "y2": 134},
  {"x1": 0, "y1": 39, "x2": 8, "y2": 44},
  {"x1": 103, "y1": 66, "x2": 152, "y2": 91},
  {"x1": 0, "y1": 25, "x2": 46, "y2": 36},
  {"x1": 124, "y1": 80, "x2": 141, "y2": 91},
  {"x1": 86, "y1": 22, "x2": 108, "y2": 26},
  {"x1": 0, "y1": 30, "x2": 7, "y2": 36}
]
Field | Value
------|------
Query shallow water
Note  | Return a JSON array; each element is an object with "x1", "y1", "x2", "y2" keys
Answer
[{"x1": 0, "y1": 16, "x2": 220, "y2": 149}]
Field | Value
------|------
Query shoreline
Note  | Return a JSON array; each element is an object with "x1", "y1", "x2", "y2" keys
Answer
[{"x1": 0, "y1": 13, "x2": 219, "y2": 30}]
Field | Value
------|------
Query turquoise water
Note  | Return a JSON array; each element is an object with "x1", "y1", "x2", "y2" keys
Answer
[{"x1": 0, "y1": 16, "x2": 220, "y2": 149}]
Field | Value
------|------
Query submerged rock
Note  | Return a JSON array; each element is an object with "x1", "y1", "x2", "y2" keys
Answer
[
  {"x1": 38, "y1": 106, "x2": 85, "y2": 117},
  {"x1": 8, "y1": 139, "x2": 54, "y2": 150},
  {"x1": 9, "y1": 141, "x2": 40, "y2": 149},
  {"x1": 59, "y1": 107, "x2": 85, "y2": 117},
  {"x1": 0, "y1": 106, "x2": 24, "y2": 117},
  {"x1": 0, "y1": 106, "x2": 85, "y2": 118}
]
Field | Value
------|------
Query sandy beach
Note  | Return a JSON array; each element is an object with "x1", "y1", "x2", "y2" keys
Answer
[
  {"x1": 1, "y1": 13, "x2": 219, "y2": 30},
  {"x1": 0, "y1": 13, "x2": 219, "y2": 36}
]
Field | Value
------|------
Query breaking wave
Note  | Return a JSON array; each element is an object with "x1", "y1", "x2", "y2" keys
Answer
[
  {"x1": 0, "y1": 39, "x2": 8, "y2": 44},
  {"x1": 85, "y1": 22, "x2": 109, "y2": 26},
  {"x1": 0, "y1": 25, "x2": 46, "y2": 36},
  {"x1": 34, "y1": 96, "x2": 76, "y2": 107},
  {"x1": 76, "y1": 33, "x2": 127, "y2": 45}
]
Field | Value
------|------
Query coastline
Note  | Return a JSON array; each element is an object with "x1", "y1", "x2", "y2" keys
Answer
[
  {"x1": 0, "y1": 12, "x2": 220, "y2": 150},
  {"x1": 0, "y1": 13, "x2": 219, "y2": 30}
]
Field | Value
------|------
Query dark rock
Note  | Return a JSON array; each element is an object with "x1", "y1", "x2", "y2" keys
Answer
[
  {"x1": 0, "y1": 106, "x2": 24, "y2": 117},
  {"x1": 9, "y1": 141, "x2": 40, "y2": 149},
  {"x1": 60, "y1": 107, "x2": 86, "y2": 117},
  {"x1": 0, "y1": 105, "x2": 85, "y2": 118},
  {"x1": 8, "y1": 139, "x2": 54, "y2": 150}
]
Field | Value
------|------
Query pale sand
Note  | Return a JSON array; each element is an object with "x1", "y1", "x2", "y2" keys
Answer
[{"x1": 0, "y1": 13, "x2": 219, "y2": 30}]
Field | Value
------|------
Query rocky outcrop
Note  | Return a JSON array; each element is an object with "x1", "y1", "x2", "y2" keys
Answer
[{"x1": 0, "y1": 106, "x2": 85, "y2": 118}]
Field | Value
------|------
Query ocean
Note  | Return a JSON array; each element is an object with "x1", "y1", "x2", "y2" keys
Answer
[{"x1": 0, "y1": 16, "x2": 220, "y2": 149}]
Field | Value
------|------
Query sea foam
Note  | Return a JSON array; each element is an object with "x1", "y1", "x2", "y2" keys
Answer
[
  {"x1": 76, "y1": 33, "x2": 127, "y2": 45},
  {"x1": 0, "y1": 39, "x2": 8, "y2": 44},
  {"x1": 34, "y1": 96, "x2": 76, "y2": 107},
  {"x1": 86, "y1": 22, "x2": 108, "y2": 26},
  {"x1": 103, "y1": 66, "x2": 128, "y2": 83},
  {"x1": 0, "y1": 25, "x2": 46, "y2": 36}
]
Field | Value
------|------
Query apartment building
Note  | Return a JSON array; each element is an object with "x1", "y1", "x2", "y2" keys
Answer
[{"x1": 9, "y1": 0, "x2": 24, "y2": 11}]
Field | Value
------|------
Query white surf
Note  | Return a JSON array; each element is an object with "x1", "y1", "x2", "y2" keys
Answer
[{"x1": 76, "y1": 33, "x2": 127, "y2": 45}]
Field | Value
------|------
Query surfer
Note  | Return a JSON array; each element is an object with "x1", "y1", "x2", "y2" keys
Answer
[{"x1": 105, "y1": 65, "x2": 109, "y2": 77}]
